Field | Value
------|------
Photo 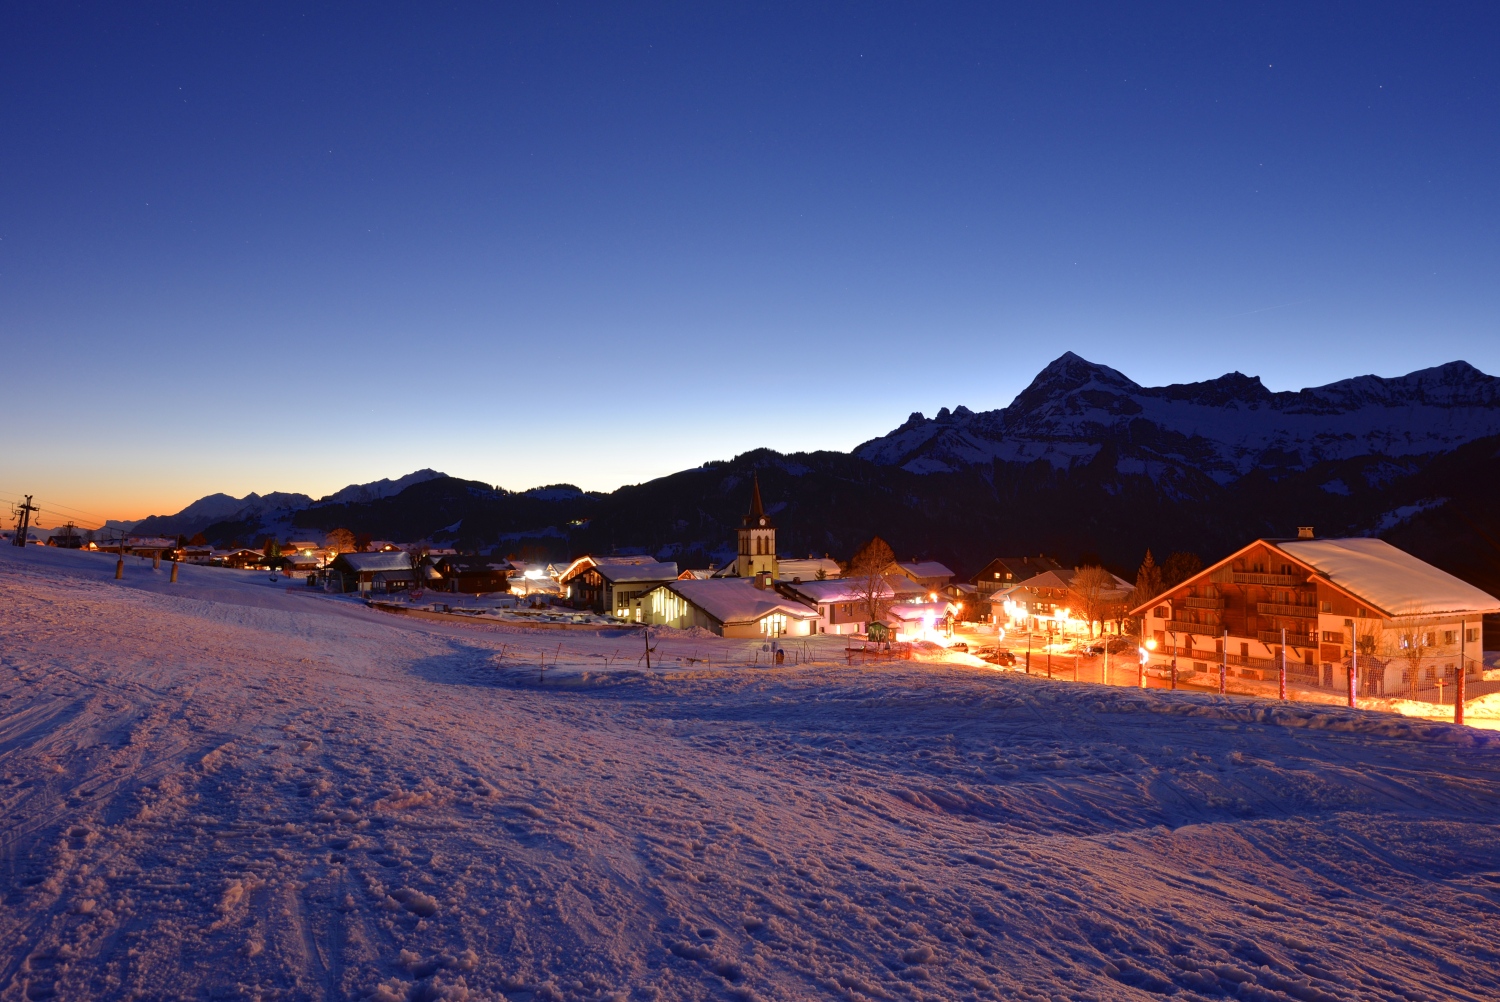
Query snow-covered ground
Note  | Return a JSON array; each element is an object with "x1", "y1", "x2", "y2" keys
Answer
[{"x1": 4, "y1": 546, "x2": 1500, "y2": 1002}]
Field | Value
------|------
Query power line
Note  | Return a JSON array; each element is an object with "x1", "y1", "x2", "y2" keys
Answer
[{"x1": 0, "y1": 489, "x2": 110, "y2": 523}]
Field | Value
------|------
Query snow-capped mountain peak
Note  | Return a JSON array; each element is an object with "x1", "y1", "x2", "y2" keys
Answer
[{"x1": 854, "y1": 353, "x2": 1500, "y2": 480}]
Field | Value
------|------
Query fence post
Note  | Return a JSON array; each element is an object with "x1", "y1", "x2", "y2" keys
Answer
[
  {"x1": 1219, "y1": 629, "x2": 1227, "y2": 694},
  {"x1": 1279, "y1": 628, "x2": 1287, "y2": 700}
]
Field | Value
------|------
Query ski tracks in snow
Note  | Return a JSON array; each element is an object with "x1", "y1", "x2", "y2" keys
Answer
[{"x1": 2, "y1": 546, "x2": 1500, "y2": 1001}]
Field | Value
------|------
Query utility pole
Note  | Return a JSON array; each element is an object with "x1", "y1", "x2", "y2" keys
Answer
[
  {"x1": 11, "y1": 495, "x2": 39, "y2": 547},
  {"x1": 1457, "y1": 628, "x2": 1467, "y2": 726},
  {"x1": 1219, "y1": 628, "x2": 1227, "y2": 694},
  {"x1": 1170, "y1": 631, "x2": 1178, "y2": 690},
  {"x1": 1279, "y1": 628, "x2": 1287, "y2": 701},
  {"x1": 1348, "y1": 620, "x2": 1358, "y2": 710}
]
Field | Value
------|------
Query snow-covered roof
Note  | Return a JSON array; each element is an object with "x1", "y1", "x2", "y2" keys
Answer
[
  {"x1": 780, "y1": 579, "x2": 866, "y2": 603},
  {"x1": 597, "y1": 559, "x2": 678, "y2": 583},
  {"x1": 126, "y1": 536, "x2": 177, "y2": 548},
  {"x1": 678, "y1": 569, "x2": 717, "y2": 580},
  {"x1": 666, "y1": 579, "x2": 818, "y2": 626},
  {"x1": 887, "y1": 601, "x2": 957, "y2": 622},
  {"x1": 560, "y1": 554, "x2": 678, "y2": 583},
  {"x1": 775, "y1": 558, "x2": 842, "y2": 581},
  {"x1": 1276, "y1": 538, "x2": 1500, "y2": 618},
  {"x1": 333, "y1": 552, "x2": 413, "y2": 573},
  {"x1": 893, "y1": 561, "x2": 954, "y2": 580},
  {"x1": 885, "y1": 575, "x2": 931, "y2": 598}
]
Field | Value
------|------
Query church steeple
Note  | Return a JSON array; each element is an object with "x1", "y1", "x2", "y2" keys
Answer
[
  {"x1": 743, "y1": 472, "x2": 771, "y2": 527},
  {"x1": 735, "y1": 472, "x2": 777, "y2": 578}
]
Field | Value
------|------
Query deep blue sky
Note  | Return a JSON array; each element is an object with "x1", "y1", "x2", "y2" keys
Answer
[{"x1": 3, "y1": 2, "x2": 1498, "y2": 520}]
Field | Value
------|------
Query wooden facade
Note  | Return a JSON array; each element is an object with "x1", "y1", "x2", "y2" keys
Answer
[{"x1": 1133, "y1": 538, "x2": 1497, "y2": 693}]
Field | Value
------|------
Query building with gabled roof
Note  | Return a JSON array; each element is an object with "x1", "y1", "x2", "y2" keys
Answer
[
  {"x1": 970, "y1": 555, "x2": 1064, "y2": 600},
  {"x1": 430, "y1": 555, "x2": 513, "y2": 594},
  {"x1": 1131, "y1": 533, "x2": 1500, "y2": 694},
  {"x1": 994, "y1": 566, "x2": 1133, "y2": 637},
  {"x1": 641, "y1": 578, "x2": 819, "y2": 638},
  {"x1": 886, "y1": 560, "x2": 954, "y2": 591},
  {"x1": 559, "y1": 555, "x2": 680, "y2": 617},
  {"x1": 328, "y1": 551, "x2": 416, "y2": 594}
]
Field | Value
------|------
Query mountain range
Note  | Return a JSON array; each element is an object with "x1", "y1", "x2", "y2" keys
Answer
[{"x1": 121, "y1": 354, "x2": 1500, "y2": 595}]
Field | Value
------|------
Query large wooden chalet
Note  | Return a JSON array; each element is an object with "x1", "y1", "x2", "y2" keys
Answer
[
  {"x1": 1132, "y1": 534, "x2": 1500, "y2": 693},
  {"x1": 560, "y1": 556, "x2": 680, "y2": 617}
]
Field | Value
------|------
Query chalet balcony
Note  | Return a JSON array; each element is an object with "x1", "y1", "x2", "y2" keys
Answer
[
  {"x1": 1232, "y1": 571, "x2": 1305, "y2": 586},
  {"x1": 1166, "y1": 620, "x2": 1221, "y2": 637},
  {"x1": 1258, "y1": 630, "x2": 1317, "y2": 646},
  {"x1": 1181, "y1": 597, "x2": 1225, "y2": 610},
  {"x1": 1256, "y1": 603, "x2": 1319, "y2": 619}
]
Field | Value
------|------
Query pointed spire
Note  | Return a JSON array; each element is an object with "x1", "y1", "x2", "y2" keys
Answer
[{"x1": 748, "y1": 471, "x2": 765, "y2": 519}]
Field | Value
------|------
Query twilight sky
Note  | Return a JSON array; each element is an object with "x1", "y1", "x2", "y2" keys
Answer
[{"x1": 3, "y1": 2, "x2": 1498, "y2": 525}]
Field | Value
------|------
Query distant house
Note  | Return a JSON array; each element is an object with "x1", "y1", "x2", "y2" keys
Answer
[
  {"x1": 507, "y1": 561, "x2": 562, "y2": 596},
  {"x1": 217, "y1": 547, "x2": 265, "y2": 569},
  {"x1": 430, "y1": 555, "x2": 513, "y2": 594},
  {"x1": 994, "y1": 567, "x2": 1133, "y2": 636},
  {"x1": 283, "y1": 551, "x2": 322, "y2": 574},
  {"x1": 778, "y1": 578, "x2": 881, "y2": 635},
  {"x1": 886, "y1": 560, "x2": 954, "y2": 592},
  {"x1": 943, "y1": 581, "x2": 979, "y2": 618},
  {"x1": 1132, "y1": 535, "x2": 1500, "y2": 692},
  {"x1": 92, "y1": 536, "x2": 177, "y2": 557},
  {"x1": 178, "y1": 544, "x2": 216, "y2": 564},
  {"x1": 642, "y1": 578, "x2": 820, "y2": 638},
  {"x1": 886, "y1": 600, "x2": 960, "y2": 641},
  {"x1": 46, "y1": 529, "x2": 84, "y2": 549},
  {"x1": 328, "y1": 551, "x2": 416, "y2": 594},
  {"x1": 560, "y1": 556, "x2": 680, "y2": 617},
  {"x1": 970, "y1": 555, "x2": 1064, "y2": 601},
  {"x1": 777, "y1": 574, "x2": 936, "y2": 635}
]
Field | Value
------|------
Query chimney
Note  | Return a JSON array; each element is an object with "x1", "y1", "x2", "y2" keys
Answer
[
  {"x1": 1297, "y1": 526, "x2": 1315, "y2": 539},
  {"x1": 754, "y1": 570, "x2": 772, "y2": 589}
]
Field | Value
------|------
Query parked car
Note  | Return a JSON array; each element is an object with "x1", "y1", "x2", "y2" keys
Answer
[{"x1": 977, "y1": 647, "x2": 1017, "y2": 666}]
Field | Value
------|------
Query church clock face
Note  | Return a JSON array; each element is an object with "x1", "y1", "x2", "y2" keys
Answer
[{"x1": 759, "y1": 518, "x2": 766, "y2": 526}]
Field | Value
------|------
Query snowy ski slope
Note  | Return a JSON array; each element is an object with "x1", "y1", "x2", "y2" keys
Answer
[{"x1": 2, "y1": 546, "x2": 1498, "y2": 1001}]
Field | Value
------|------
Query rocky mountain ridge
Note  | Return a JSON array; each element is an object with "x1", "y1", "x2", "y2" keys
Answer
[{"x1": 854, "y1": 352, "x2": 1500, "y2": 484}]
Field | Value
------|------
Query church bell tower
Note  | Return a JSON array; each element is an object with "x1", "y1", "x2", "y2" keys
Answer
[{"x1": 735, "y1": 473, "x2": 778, "y2": 579}]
